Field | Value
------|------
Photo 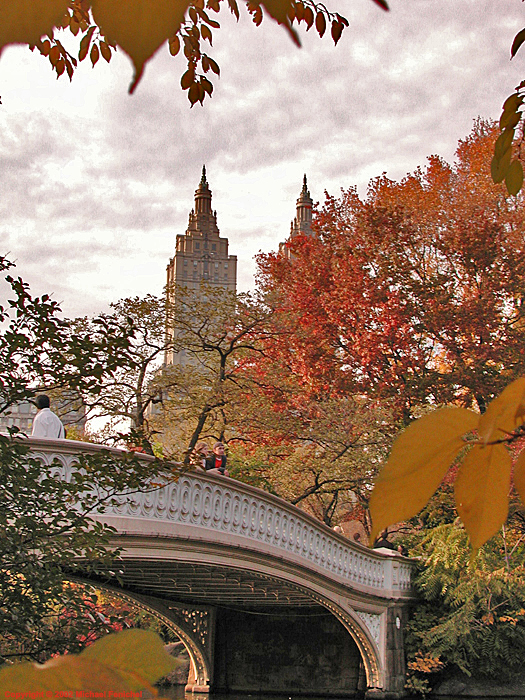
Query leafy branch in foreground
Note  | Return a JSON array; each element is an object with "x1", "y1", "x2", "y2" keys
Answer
[
  {"x1": 0, "y1": 434, "x2": 173, "y2": 663},
  {"x1": 492, "y1": 24, "x2": 525, "y2": 194},
  {"x1": 1, "y1": 0, "x2": 387, "y2": 101},
  {"x1": 0, "y1": 628, "x2": 179, "y2": 694},
  {"x1": 369, "y1": 378, "x2": 525, "y2": 551}
]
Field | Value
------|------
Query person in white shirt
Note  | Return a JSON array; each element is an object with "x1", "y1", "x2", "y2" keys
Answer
[{"x1": 31, "y1": 395, "x2": 65, "y2": 439}]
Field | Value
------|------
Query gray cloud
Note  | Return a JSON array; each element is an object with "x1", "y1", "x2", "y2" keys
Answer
[{"x1": 0, "y1": 0, "x2": 523, "y2": 314}]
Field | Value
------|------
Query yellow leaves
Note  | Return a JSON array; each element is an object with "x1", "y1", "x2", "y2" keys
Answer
[
  {"x1": 369, "y1": 407, "x2": 478, "y2": 543},
  {"x1": 512, "y1": 449, "x2": 525, "y2": 506},
  {"x1": 455, "y1": 443, "x2": 511, "y2": 551},
  {"x1": 0, "y1": 629, "x2": 179, "y2": 693},
  {"x1": 478, "y1": 377, "x2": 525, "y2": 444},
  {"x1": 0, "y1": 0, "x2": 68, "y2": 55},
  {"x1": 91, "y1": 0, "x2": 189, "y2": 93},
  {"x1": 369, "y1": 377, "x2": 525, "y2": 551}
]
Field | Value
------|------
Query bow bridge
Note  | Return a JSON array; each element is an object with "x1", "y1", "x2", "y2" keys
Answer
[{"x1": 29, "y1": 438, "x2": 416, "y2": 698}]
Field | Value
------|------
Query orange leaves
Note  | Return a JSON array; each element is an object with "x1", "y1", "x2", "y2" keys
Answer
[
  {"x1": 35, "y1": 35, "x2": 77, "y2": 81},
  {"x1": 0, "y1": 629, "x2": 179, "y2": 694},
  {"x1": 369, "y1": 378, "x2": 525, "y2": 551},
  {"x1": 0, "y1": 0, "x2": 358, "y2": 101}
]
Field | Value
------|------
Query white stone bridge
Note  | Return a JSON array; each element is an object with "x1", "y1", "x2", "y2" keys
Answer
[{"x1": 28, "y1": 438, "x2": 416, "y2": 698}]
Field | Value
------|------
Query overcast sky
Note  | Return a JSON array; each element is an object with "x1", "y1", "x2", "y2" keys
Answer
[{"x1": 0, "y1": 0, "x2": 523, "y2": 318}]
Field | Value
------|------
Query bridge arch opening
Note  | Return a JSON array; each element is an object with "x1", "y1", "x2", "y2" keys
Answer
[{"x1": 75, "y1": 582, "x2": 212, "y2": 692}]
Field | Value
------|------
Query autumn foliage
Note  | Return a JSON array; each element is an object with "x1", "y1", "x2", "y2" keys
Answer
[
  {"x1": 254, "y1": 121, "x2": 525, "y2": 539},
  {"x1": 257, "y1": 121, "x2": 525, "y2": 423}
]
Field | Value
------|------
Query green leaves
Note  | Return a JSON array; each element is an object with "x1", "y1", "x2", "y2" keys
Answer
[
  {"x1": 370, "y1": 378, "x2": 525, "y2": 551},
  {"x1": 0, "y1": 432, "x2": 171, "y2": 661},
  {"x1": 492, "y1": 90, "x2": 525, "y2": 195}
]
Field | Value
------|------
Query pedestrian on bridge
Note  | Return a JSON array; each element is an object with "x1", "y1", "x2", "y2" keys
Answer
[
  {"x1": 31, "y1": 394, "x2": 65, "y2": 439},
  {"x1": 205, "y1": 441, "x2": 229, "y2": 476}
]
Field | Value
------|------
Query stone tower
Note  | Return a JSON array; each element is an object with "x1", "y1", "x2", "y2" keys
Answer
[
  {"x1": 280, "y1": 175, "x2": 314, "y2": 258},
  {"x1": 165, "y1": 167, "x2": 237, "y2": 367},
  {"x1": 166, "y1": 166, "x2": 237, "y2": 293},
  {"x1": 290, "y1": 174, "x2": 313, "y2": 238}
]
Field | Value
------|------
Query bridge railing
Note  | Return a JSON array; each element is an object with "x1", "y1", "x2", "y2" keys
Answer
[{"x1": 24, "y1": 437, "x2": 415, "y2": 599}]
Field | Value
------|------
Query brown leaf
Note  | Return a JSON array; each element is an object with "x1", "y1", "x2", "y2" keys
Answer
[
  {"x1": 227, "y1": 0, "x2": 240, "y2": 18},
  {"x1": 100, "y1": 40, "x2": 112, "y2": 61},
  {"x1": 169, "y1": 34, "x2": 181, "y2": 55},
  {"x1": 180, "y1": 67, "x2": 195, "y2": 89},
  {"x1": 91, "y1": 0, "x2": 189, "y2": 94},
  {"x1": 49, "y1": 44, "x2": 60, "y2": 65},
  {"x1": 0, "y1": 0, "x2": 69, "y2": 55},
  {"x1": 79, "y1": 26, "x2": 96, "y2": 61},
  {"x1": 55, "y1": 57, "x2": 65, "y2": 76},
  {"x1": 303, "y1": 6, "x2": 313, "y2": 29},
  {"x1": 511, "y1": 27, "x2": 525, "y2": 59},
  {"x1": 331, "y1": 19, "x2": 343, "y2": 45},
  {"x1": 201, "y1": 24, "x2": 212, "y2": 43},
  {"x1": 201, "y1": 75, "x2": 213, "y2": 94},
  {"x1": 90, "y1": 41, "x2": 99, "y2": 66},
  {"x1": 208, "y1": 55, "x2": 220, "y2": 75},
  {"x1": 315, "y1": 11, "x2": 326, "y2": 37},
  {"x1": 188, "y1": 79, "x2": 201, "y2": 105}
]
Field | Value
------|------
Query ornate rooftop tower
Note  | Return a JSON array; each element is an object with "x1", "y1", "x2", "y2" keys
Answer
[
  {"x1": 280, "y1": 175, "x2": 314, "y2": 258},
  {"x1": 166, "y1": 166, "x2": 237, "y2": 293},
  {"x1": 165, "y1": 167, "x2": 237, "y2": 367},
  {"x1": 290, "y1": 174, "x2": 313, "y2": 238}
]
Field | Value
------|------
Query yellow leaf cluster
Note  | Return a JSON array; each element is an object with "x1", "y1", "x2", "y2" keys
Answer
[
  {"x1": 369, "y1": 378, "x2": 525, "y2": 551},
  {"x1": 0, "y1": 629, "x2": 180, "y2": 693}
]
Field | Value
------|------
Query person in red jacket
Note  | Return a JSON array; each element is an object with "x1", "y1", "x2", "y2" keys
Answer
[{"x1": 205, "y1": 441, "x2": 229, "y2": 476}]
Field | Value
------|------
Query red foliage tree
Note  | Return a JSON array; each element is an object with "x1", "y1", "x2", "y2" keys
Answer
[{"x1": 256, "y1": 120, "x2": 525, "y2": 424}]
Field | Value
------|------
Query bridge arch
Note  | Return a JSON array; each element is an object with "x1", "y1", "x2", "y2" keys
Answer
[
  {"x1": 28, "y1": 439, "x2": 415, "y2": 697},
  {"x1": 77, "y1": 581, "x2": 214, "y2": 692}
]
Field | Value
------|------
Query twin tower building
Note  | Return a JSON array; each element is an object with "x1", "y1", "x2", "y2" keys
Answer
[{"x1": 166, "y1": 166, "x2": 314, "y2": 295}]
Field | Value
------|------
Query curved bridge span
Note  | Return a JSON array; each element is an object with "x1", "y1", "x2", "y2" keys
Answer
[{"x1": 28, "y1": 438, "x2": 416, "y2": 699}]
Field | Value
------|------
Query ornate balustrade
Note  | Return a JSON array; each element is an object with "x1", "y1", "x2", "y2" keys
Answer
[{"x1": 26, "y1": 437, "x2": 414, "y2": 599}]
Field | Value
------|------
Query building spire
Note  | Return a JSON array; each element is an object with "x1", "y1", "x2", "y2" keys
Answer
[
  {"x1": 293, "y1": 174, "x2": 313, "y2": 235},
  {"x1": 301, "y1": 173, "x2": 310, "y2": 198},
  {"x1": 200, "y1": 164, "x2": 208, "y2": 188},
  {"x1": 194, "y1": 165, "x2": 212, "y2": 215}
]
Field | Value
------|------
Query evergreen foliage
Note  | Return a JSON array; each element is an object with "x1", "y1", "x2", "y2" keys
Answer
[{"x1": 405, "y1": 521, "x2": 525, "y2": 694}]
